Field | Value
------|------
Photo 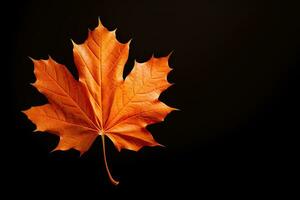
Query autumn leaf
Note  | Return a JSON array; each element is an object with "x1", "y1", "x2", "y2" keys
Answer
[{"x1": 23, "y1": 19, "x2": 176, "y2": 185}]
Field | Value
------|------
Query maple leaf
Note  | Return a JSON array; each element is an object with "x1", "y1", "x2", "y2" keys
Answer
[{"x1": 23, "y1": 19, "x2": 176, "y2": 185}]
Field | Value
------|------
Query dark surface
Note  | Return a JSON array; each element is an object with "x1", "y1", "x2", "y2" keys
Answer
[{"x1": 4, "y1": 0, "x2": 299, "y2": 198}]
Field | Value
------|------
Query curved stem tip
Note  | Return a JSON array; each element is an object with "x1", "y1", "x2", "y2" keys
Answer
[{"x1": 101, "y1": 134, "x2": 119, "y2": 186}]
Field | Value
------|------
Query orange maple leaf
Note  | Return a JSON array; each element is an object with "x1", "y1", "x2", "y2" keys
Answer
[{"x1": 23, "y1": 19, "x2": 176, "y2": 185}]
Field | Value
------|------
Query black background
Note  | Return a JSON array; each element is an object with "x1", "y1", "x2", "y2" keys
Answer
[{"x1": 4, "y1": 0, "x2": 299, "y2": 198}]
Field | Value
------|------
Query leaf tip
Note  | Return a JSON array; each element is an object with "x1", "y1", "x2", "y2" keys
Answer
[
  {"x1": 50, "y1": 148, "x2": 58, "y2": 153},
  {"x1": 79, "y1": 150, "x2": 86, "y2": 157},
  {"x1": 28, "y1": 56, "x2": 36, "y2": 62},
  {"x1": 30, "y1": 82, "x2": 36, "y2": 88},
  {"x1": 116, "y1": 145, "x2": 122, "y2": 152},
  {"x1": 167, "y1": 50, "x2": 174, "y2": 59},
  {"x1": 70, "y1": 39, "x2": 76, "y2": 46},
  {"x1": 33, "y1": 128, "x2": 39, "y2": 133},
  {"x1": 51, "y1": 146, "x2": 61, "y2": 153},
  {"x1": 127, "y1": 38, "x2": 132, "y2": 46},
  {"x1": 97, "y1": 17, "x2": 103, "y2": 27},
  {"x1": 173, "y1": 107, "x2": 180, "y2": 112},
  {"x1": 151, "y1": 53, "x2": 155, "y2": 59},
  {"x1": 157, "y1": 143, "x2": 166, "y2": 148},
  {"x1": 21, "y1": 109, "x2": 27, "y2": 115},
  {"x1": 112, "y1": 28, "x2": 117, "y2": 35}
]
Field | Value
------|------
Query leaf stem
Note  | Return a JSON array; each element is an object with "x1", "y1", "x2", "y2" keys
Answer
[{"x1": 101, "y1": 134, "x2": 119, "y2": 185}]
